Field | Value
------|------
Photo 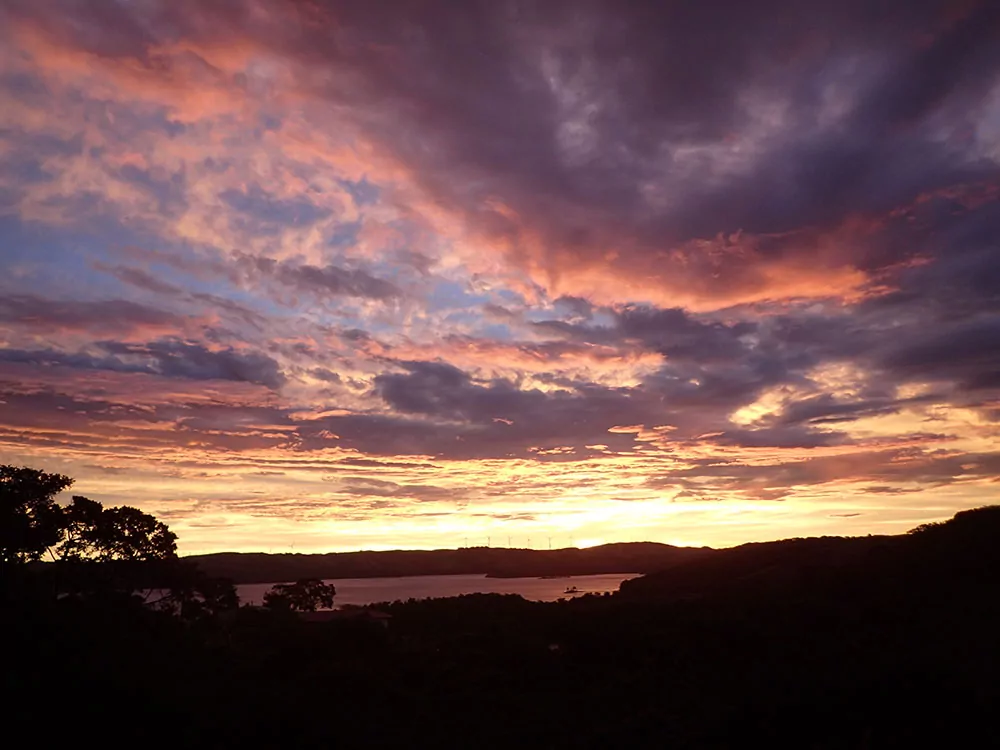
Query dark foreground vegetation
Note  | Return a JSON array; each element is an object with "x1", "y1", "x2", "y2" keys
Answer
[{"x1": 5, "y1": 465, "x2": 999, "y2": 748}]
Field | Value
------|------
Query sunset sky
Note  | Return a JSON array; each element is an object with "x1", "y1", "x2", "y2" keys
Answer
[{"x1": 1, "y1": 0, "x2": 998, "y2": 554}]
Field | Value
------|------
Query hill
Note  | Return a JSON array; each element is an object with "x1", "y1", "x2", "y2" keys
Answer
[
  {"x1": 185, "y1": 541, "x2": 712, "y2": 584},
  {"x1": 10, "y1": 505, "x2": 999, "y2": 747},
  {"x1": 619, "y1": 505, "x2": 1000, "y2": 602}
]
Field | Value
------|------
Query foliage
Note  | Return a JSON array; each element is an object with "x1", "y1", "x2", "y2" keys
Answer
[
  {"x1": 59, "y1": 495, "x2": 177, "y2": 562},
  {"x1": 1, "y1": 465, "x2": 177, "y2": 565},
  {"x1": 156, "y1": 561, "x2": 240, "y2": 620},
  {"x1": 0, "y1": 465, "x2": 73, "y2": 564},
  {"x1": 263, "y1": 578, "x2": 337, "y2": 612}
]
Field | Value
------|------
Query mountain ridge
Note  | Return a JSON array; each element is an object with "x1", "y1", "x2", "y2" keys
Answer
[{"x1": 185, "y1": 540, "x2": 712, "y2": 584}]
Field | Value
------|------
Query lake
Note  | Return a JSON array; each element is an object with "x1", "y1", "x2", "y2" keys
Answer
[{"x1": 237, "y1": 572, "x2": 640, "y2": 608}]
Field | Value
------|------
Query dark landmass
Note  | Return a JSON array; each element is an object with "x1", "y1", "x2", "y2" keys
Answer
[
  {"x1": 9, "y1": 506, "x2": 999, "y2": 748},
  {"x1": 185, "y1": 540, "x2": 713, "y2": 583}
]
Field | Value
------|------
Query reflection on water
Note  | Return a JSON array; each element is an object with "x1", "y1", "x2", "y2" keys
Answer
[{"x1": 238, "y1": 572, "x2": 639, "y2": 608}]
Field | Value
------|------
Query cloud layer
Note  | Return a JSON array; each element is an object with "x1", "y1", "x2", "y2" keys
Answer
[{"x1": 0, "y1": 0, "x2": 998, "y2": 552}]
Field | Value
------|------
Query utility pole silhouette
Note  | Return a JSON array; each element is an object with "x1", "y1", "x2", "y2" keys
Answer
[
  {"x1": 507, "y1": 535, "x2": 512, "y2": 548},
  {"x1": 487, "y1": 536, "x2": 491, "y2": 547},
  {"x1": 548, "y1": 536, "x2": 552, "y2": 550}
]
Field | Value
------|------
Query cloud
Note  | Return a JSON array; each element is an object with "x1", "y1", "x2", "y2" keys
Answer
[
  {"x1": 97, "y1": 265, "x2": 184, "y2": 296},
  {"x1": 615, "y1": 306, "x2": 755, "y2": 363},
  {"x1": 0, "y1": 294, "x2": 186, "y2": 336},
  {"x1": 0, "y1": 0, "x2": 998, "y2": 550},
  {"x1": 99, "y1": 340, "x2": 286, "y2": 389},
  {"x1": 0, "y1": 339, "x2": 284, "y2": 390},
  {"x1": 230, "y1": 0, "x2": 998, "y2": 307},
  {"x1": 878, "y1": 317, "x2": 1000, "y2": 392},
  {"x1": 219, "y1": 183, "x2": 332, "y2": 230},
  {"x1": 266, "y1": 258, "x2": 403, "y2": 301}
]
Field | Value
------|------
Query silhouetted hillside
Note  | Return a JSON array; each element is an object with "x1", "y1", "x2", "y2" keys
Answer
[
  {"x1": 8, "y1": 505, "x2": 999, "y2": 747},
  {"x1": 620, "y1": 505, "x2": 1000, "y2": 601},
  {"x1": 186, "y1": 541, "x2": 712, "y2": 583}
]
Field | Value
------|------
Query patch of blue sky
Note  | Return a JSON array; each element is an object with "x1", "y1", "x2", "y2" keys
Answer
[
  {"x1": 423, "y1": 279, "x2": 489, "y2": 315},
  {"x1": 492, "y1": 286, "x2": 528, "y2": 307},
  {"x1": 480, "y1": 322, "x2": 514, "y2": 341},
  {"x1": 0, "y1": 218, "x2": 114, "y2": 297}
]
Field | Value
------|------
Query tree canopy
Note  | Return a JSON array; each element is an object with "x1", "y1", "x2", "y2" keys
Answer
[
  {"x1": 263, "y1": 578, "x2": 337, "y2": 612},
  {"x1": 1, "y1": 465, "x2": 176, "y2": 565},
  {"x1": 1, "y1": 465, "x2": 73, "y2": 564},
  {"x1": 60, "y1": 495, "x2": 177, "y2": 562}
]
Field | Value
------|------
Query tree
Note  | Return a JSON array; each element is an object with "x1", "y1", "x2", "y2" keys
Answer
[
  {"x1": 58, "y1": 495, "x2": 105, "y2": 560},
  {"x1": 58, "y1": 495, "x2": 177, "y2": 562},
  {"x1": 0, "y1": 465, "x2": 72, "y2": 564},
  {"x1": 263, "y1": 578, "x2": 336, "y2": 612},
  {"x1": 157, "y1": 561, "x2": 240, "y2": 620}
]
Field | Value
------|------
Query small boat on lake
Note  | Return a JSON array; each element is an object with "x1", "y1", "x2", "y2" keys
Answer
[{"x1": 564, "y1": 585, "x2": 580, "y2": 594}]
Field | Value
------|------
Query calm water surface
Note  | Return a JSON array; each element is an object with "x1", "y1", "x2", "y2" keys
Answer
[{"x1": 238, "y1": 572, "x2": 639, "y2": 608}]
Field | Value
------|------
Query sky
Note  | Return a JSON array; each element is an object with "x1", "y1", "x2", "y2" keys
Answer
[{"x1": 0, "y1": 0, "x2": 998, "y2": 554}]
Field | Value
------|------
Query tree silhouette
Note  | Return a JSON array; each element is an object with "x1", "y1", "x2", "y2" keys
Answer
[
  {"x1": 158, "y1": 562, "x2": 240, "y2": 620},
  {"x1": 59, "y1": 496, "x2": 177, "y2": 562},
  {"x1": 263, "y1": 578, "x2": 337, "y2": 611},
  {"x1": 0, "y1": 465, "x2": 72, "y2": 564}
]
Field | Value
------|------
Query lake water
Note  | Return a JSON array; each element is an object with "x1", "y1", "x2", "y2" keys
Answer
[{"x1": 237, "y1": 572, "x2": 640, "y2": 608}]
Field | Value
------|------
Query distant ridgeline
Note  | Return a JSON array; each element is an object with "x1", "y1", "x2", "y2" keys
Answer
[
  {"x1": 185, "y1": 542, "x2": 714, "y2": 584},
  {"x1": 619, "y1": 505, "x2": 1000, "y2": 601},
  {"x1": 185, "y1": 506, "x2": 1000, "y2": 596},
  {"x1": 187, "y1": 506, "x2": 1000, "y2": 587}
]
